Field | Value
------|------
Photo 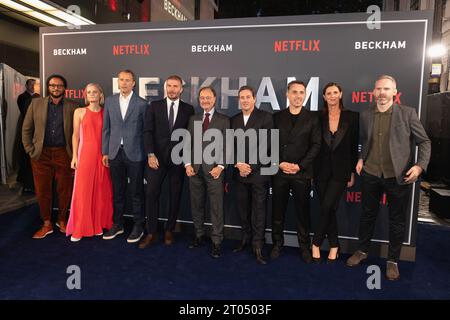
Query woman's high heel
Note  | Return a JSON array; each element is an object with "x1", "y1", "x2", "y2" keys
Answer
[
  {"x1": 312, "y1": 244, "x2": 321, "y2": 264},
  {"x1": 327, "y1": 247, "x2": 339, "y2": 264}
]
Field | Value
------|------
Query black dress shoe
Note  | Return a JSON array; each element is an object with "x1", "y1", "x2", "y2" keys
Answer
[
  {"x1": 300, "y1": 248, "x2": 312, "y2": 264},
  {"x1": 210, "y1": 243, "x2": 221, "y2": 258},
  {"x1": 254, "y1": 248, "x2": 267, "y2": 265},
  {"x1": 233, "y1": 240, "x2": 248, "y2": 253},
  {"x1": 188, "y1": 236, "x2": 203, "y2": 249},
  {"x1": 270, "y1": 245, "x2": 282, "y2": 260}
]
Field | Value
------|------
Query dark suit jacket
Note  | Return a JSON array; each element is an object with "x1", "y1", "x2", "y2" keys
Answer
[
  {"x1": 231, "y1": 107, "x2": 274, "y2": 184},
  {"x1": 187, "y1": 109, "x2": 230, "y2": 173},
  {"x1": 17, "y1": 91, "x2": 39, "y2": 117},
  {"x1": 273, "y1": 107, "x2": 321, "y2": 179},
  {"x1": 360, "y1": 103, "x2": 431, "y2": 185},
  {"x1": 22, "y1": 96, "x2": 79, "y2": 160},
  {"x1": 144, "y1": 98, "x2": 194, "y2": 166},
  {"x1": 314, "y1": 110, "x2": 359, "y2": 182}
]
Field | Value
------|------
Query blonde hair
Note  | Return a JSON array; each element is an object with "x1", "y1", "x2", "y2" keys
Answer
[{"x1": 84, "y1": 83, "x2": 105, "y2": 106}]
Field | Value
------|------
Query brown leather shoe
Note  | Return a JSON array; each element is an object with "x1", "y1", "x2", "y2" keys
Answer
[
  {"x1": 56, "y1": 220, "x2": 67, "y2": 233},
  {"x1": 33, "y1": 224, "x2": 54, "y2": 239},
  {"x1": 138, "y1": 234, "x2": 158, "y2": 249},
  {"x1": 346, "y1": 250, "x2": 368, "y2": 267},
  {"x1": 386, "y1": 261, "x2": 400, "y2": 281},
  {"x1": 164, "y1": 231, "x2": 174, "y2": 245}
]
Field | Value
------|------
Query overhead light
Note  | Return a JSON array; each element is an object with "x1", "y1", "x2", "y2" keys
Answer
[
  {"x1": 27, "y1": 9, "x2": 66, "y2": 26},
  {"x1": 19, "y1": 0, "x2": 53, "y2": 11},
  {"x1": 0, "y1": 0, "x2": 95, "y2": 26},
  {"x1": 19, "y1": 0, "x2": 95, "y2": 25},
  {"x1": 428, "y1": 44, "x2": 447, "y2": 58},
  {"x1": 0, "y1": 0, "x2": 65, "y2": 25}
]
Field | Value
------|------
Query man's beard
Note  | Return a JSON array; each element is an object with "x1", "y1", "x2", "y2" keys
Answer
[
  {"x1": 50, "y1": 91, "x2": 64, "y2": 99},
  {"x1": 167, "y1": 92, "x2": 179, "y2": 99}
]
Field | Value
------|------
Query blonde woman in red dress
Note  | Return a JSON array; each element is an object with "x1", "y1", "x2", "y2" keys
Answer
[{"x1": 66, "y1": 83, "x2": 113, "y2": 241}]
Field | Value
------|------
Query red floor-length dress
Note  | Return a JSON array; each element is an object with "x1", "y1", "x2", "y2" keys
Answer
[{"x1": 66, "y1": 107, "x2": 113, "y2": 238}]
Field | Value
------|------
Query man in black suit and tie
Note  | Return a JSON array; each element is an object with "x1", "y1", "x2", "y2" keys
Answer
[
  {"x1": 231, "y1": 86, "x2": 274, "y2": 265},
  {"x1": 185, "y1": 86, "x2": 229, "y2": 258},
  {"x1": 139, "y1": 75, "x2": 195, "y2": 248},
  {"x1": 271, "y1": 80, "x2": 321, "y2": 263}
]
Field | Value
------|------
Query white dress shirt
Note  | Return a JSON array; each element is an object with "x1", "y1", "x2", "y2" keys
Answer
[
  {"x1": 119, "y1": 91, "x2": 133, "y2": 145},
  {"x1": 243, "y1": 114, "x2": 250, "y2": 126}
]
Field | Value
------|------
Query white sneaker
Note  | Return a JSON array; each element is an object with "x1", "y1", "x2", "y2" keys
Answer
[
  {"x1": 70, "y1": 236, "x2": 81, "y2": 242},
  {"x1": 95, "y1": 232, "x2": 103, "y2": 236}
]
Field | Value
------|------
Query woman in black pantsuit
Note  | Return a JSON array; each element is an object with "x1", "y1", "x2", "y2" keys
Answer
[{"x1": 312, "y1": 82, "x2": 359, "y2": 263}]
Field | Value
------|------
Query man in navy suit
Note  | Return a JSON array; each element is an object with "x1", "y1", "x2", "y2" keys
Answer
[
  {"x1": 139, "y1": 75, "x2": 195, "y2": 249},
  {"x1": 102, "y1": 69, "x2": 148, "y2": 243}
]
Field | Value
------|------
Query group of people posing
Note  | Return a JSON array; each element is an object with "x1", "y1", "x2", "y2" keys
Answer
[{"x1": 21, "y1": 70, "x2": 431, "y2": 281}]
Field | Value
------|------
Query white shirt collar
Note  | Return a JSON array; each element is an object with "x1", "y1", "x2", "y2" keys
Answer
[
  {"x1": 203, "y1": 107, "x2": 215, "y2": 118},
  {"x1": 167, "y1": 98, "x2": 180, "y2": 108},
  {"x1": 120, "y1": 91, "x2": 133, "y2": 101}
]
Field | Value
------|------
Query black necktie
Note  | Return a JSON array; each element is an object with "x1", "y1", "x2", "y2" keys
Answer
[
  {"x1": 203, "y1": 113, "x2": 210, "y2": 132},
  {"x1": 168, "y1": 101, "x2": 174, "y2": 132}
]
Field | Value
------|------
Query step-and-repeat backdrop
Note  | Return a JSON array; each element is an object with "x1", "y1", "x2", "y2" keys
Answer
[{"x1": 40, "y1": 10, "x2": 432, "y2": 259}]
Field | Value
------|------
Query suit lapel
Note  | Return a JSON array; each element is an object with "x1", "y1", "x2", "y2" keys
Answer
[
  {"x1": 160, "y1": 98, "x2": 172, "y2": 133},
  {"x1": 113, "y1": 95, "x2": 122, "y2": 122},
  {"x1": 332, "y1": 112, "x2": 349, "y2": 150},
  {"x1": 123, "y1": 93, "x2": 136, "y2": 122},
  {"x1": 390, "y1": 104, "x2": 400, "y2": 147},
  {"x1": 63, "y1": 99, "x2": 70, "y2": 140},
  {"x1": 236, "y1": 112, "x2": 245, "y2": 129},
  {"x1": 366, "y1": 107, "x2": 375, "y2": 147},
  {"x1": 322, "y1": 114, "x2": 331, "y2": 147},
  {"x1": 41, "y1": 97, "x2": 50, "y2": 130},
  {"x1": 245, "y1": 108, "x2": 258, "y2": 129},
  {"x1": 173, "y1": 100, "x2": 185, "y2": 130},
  {"x1": 209, "y1": 109, "x2": 219, "y2": 129}
]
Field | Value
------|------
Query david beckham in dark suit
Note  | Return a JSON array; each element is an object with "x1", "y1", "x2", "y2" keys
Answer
[{"x1": 140, "y1": 75, "x2": 194, "y2": 248}]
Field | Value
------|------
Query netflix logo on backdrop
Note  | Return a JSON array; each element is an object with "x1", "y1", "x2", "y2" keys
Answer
[
  {"x1": 274, "y1": 39, "x2": 320, "y2": 52},
  {"x1": 346, "y1": 191, "x2": 387, "y2": 205},
  {"x1": 112, "y1": 44, "x2": 150, "y2": 56},
  {"x1": 65, "y1": 89, "x2": 86, "y2": 100},
  {"x1": 351, "y1": 91, "x2": 402, "y2": 104}
]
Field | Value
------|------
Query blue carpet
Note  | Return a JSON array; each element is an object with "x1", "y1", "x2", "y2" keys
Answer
[{"x1": 0, "y1": 204, "x2": 449, "y2": 300}]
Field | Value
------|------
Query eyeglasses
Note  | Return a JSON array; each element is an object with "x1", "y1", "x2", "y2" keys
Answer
[{"x1": 49, "y1": 84, "x2": 65, "y2": 89}]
